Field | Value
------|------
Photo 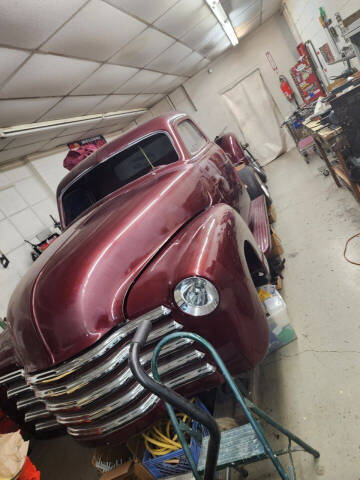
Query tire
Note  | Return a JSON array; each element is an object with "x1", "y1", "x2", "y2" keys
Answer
[
  {"x1": 244, "y1": 152, "x2": 267, "y2": 182},
  {"x1": 251, "y1": 162, "x2": 267, "y2": 183},
  {"x1": 238, "y1": 166, "x2": 272, "y2": 206},
  {"x1": 31, "y1": 251, "x2": 40, "y2": 262}
]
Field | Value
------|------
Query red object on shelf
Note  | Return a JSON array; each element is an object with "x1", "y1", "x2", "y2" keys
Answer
[
  {"x1": 18, "y1": 457, "x2": 40, "y2": 480},
  {"x1": 290, "y1": 43, "x2": 325, "y2": 104}
]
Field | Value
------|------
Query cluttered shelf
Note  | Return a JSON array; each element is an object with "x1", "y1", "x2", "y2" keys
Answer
[{"x1": 283, "y1": 71, "x2": 360, "y2": 204}]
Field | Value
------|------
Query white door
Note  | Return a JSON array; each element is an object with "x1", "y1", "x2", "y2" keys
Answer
[{"x1": 222, "y1": 69, "x2": 293, "y2": 166}]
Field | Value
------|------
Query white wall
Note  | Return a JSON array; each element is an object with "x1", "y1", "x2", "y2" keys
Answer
[
  {"x1": 0, "y1": 130, "x2": 125, "y2": 317},
  {"x1": 283, "y1": 0, "x2": 360, "y2": 80},
  {"x1": 0, "y1": 160, "x2": 58, "y2": 317},
  {"x1": 137, "y1": 13, "x2": 299, "y2": 141}
]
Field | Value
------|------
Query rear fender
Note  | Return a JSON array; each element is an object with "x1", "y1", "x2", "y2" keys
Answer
[
  {"x1": 126, "y1": 203, "x2": 269, "y2": 372},
  {"x1": 215, "y1": 133, "x2": 247, "y2": 166}
]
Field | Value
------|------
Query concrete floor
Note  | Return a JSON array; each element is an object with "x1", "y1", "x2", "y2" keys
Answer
[
  {"x1": 30, "y1": 435, "x2": 98, "y2": 480},
  {"x1": 29, "y1": 148, "x2": 360, "y2": 479},
  {"x1": 247, "y1": 148, "x2": 360, "y2": 479}
]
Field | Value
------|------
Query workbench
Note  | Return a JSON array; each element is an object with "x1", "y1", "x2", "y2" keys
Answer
[{"x1": 304, "y1": 119, "x2": 360, "y2": 204}]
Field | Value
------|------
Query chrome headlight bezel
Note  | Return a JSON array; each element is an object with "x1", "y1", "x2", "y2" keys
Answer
[{"x1": 174, "y1": 276, "x2": 219, "y2": 316}]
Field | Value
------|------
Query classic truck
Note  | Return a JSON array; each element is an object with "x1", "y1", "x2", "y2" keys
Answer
[{"x1": 0, "y1": 113, "x2": 272, "y2": 446}]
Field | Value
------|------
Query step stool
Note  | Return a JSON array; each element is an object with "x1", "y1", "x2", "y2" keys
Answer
[{"x1": 150, "y1": 332, "x2": 320, "y2": 480}]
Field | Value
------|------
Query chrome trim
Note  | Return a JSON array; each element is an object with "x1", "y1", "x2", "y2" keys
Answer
[
  {"x1": 25, "y1": 408, "x2": 51, "y2": 422},
  {"x1": 45, "y1": 338, "x2": 193, "y2": 412},
  {"x1": 7, "y1": 383, "x2": 32, "y2": 399},
  {"x1": 0, "y1": 369, "x2": 24, "y2": 385},
  {"x1": 46, "y1": 365, "x2": 132, "y2": 409},
  {"x1": 67, "y1": 364, "x2": 216, "y2": 438},
  {"x1": 174, "y1": 277, "x2": 219, "y2": 316},
  {"x1": 17, "y1": 396, "x2": 45, "y2": 411},
  {"x1": 59, "y1": 383, "x2": 145, "y2": 425},
  {"x1": 141, "y1": 337, "x2": 193, "y2": 363},
  {"x1": 35, "y1": 320, "x2": 182, "y2": 399},
  {"x1": 27, "y1": 306, "x2": 170, "y2": 385},
  {"x1": 35, "y1": 418, "x2": 62, "y2": 433},
  {"x1": 56, "y1": 350, "x2": 204, "y2": 425}
]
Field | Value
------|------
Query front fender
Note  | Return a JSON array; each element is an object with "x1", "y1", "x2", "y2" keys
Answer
[{"x1": 126, "y1": 203, "x2": 269, "y2": 373}]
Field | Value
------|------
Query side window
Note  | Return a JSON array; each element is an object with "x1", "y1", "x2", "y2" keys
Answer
[{"x1": 178, "y1": 120, "x2": 207, "y2": 154}]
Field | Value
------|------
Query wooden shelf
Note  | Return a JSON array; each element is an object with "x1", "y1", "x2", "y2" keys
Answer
[
  {"x1": 334, "y1": 166, "x2": 360, "y2": 193},
  {"x1": 333, "y1": 165, "x2": 349, "y2": 185},
  {"x1": 305, "y1": 120, "x2": 360, "y2": 205}
]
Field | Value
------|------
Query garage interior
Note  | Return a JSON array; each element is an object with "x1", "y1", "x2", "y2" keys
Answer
[{"x1": 0, "y1": 1, "x2": 360, "y2": 479}]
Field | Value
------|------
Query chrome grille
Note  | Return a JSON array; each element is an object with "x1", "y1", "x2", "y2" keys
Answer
[
  {"x1": 27, "y1": 306, "x2": 171, "y2": 385},
  {"x1": 0, "y1": 306, "x2": 216, "y2": 442},
  {"x1": 56, "y1": 349, "x2": 205, "y2": 425},
  {"x1": 45, "y1": 337, "x2": 193, "y2": 412},
  {"x1": 33, "y1": 319, "x2": 182, "y2": 399},
  {"x1": 67, "y1": 364, "x2": 216, "y2": 438},
  {"x1": 0, "y1": 370, "x2": 50, "y2": 432}
]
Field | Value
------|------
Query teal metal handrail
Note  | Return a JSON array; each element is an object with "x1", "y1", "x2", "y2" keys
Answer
[{"x1": 151, "y1": 331, "x2": 320, "y2": 479}]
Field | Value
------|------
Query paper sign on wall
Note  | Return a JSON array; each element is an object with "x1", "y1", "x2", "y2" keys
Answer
[{"x1": 265, "y1": 51, "x2": 278, "y2": 72}]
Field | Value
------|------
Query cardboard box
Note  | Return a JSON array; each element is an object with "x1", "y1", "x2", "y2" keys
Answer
[
  {"x1": 268, "y1": 204, "x2": 276, "y2": 224},
  {"x1": 96, "y1": 437, "x2": 155, "y2": 480},
  {"x1": 270, "y1": 227, "x2": 284, "y2": 257},
  {"x1": 100, "y1": 461, "x2": 153, "y2": 480}
]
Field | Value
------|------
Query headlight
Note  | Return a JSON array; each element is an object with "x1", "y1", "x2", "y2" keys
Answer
[{"x1": 174, "y1": 276, "x2": 219, "y2": 316}]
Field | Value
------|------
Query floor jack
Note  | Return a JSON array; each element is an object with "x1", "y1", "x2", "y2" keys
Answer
[{"x1": 129, "y1": 323, "x2": 320, "y2": 480}]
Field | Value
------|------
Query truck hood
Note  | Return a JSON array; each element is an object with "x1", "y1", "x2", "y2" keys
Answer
[{"x1": 8, "y1": 163, "x2": 210, "y2": 372}]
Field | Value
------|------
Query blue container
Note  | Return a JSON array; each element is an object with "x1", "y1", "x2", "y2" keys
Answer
[{"x1": 142, "y1": 399, "x2": 209, "y2": 479}]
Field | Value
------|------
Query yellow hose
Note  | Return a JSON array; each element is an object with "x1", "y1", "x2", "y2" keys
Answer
[{"x1": 142, "y1": 403, "x2": 195, "y2": 457}]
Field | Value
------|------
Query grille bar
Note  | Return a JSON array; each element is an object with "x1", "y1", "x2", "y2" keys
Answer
[
  {"x1": 17, "y1": 396, "x2": 44, "y2": 411},
  {"x1": 67, "y1": 364, "x2": 216, "y2": 438},
  {"x1": 27, "y1": 306, "x2": 171, "y2": 385},
  {"x1": 7, "y1": 383, "x2": 32, "y2": 399},
  {"x1": 25, "y1": 407, "x2": 51, "y2": 422},
  {"x1": 35, "y1": 418, "x2": 62, "y2": 433},
  {"x1": 0, "y1": 369, "x2": 24, "y2": 385}
]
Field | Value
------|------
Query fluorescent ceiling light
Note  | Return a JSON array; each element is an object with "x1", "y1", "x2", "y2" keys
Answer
[
  {"x1": 205, "y1": 0, "x2": 239, "y2": 46},
  {"x1": 103, "y1": 110, "x2": 146, "y2": 120},
  {"x1": 0, "y1": 108, "x2": 147, "y2": 138}
]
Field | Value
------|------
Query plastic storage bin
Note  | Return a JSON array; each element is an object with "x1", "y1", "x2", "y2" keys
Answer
[
  {"x1": 142, "y1": 398, "x2": 209, "y2": 479},
  {"x1": 257, "y1": 285, "x2": 296, "y2": 352},
  {"x1": 260, "y1": 284, "x2": 289, "y2": 329}
]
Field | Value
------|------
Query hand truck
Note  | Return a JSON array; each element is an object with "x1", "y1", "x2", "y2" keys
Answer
[{"x1": 129, "y1": 321, "x2": 320, "y2": 480}]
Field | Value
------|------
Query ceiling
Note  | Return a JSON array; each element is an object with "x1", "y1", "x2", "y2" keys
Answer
[{"x1": 0, "y1": 0, "x2": 281, "y2": 164}]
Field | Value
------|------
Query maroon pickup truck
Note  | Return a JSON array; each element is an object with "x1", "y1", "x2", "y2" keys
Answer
[{"x1": 0, "y1": 113, "x2": 272, "y2": 446}]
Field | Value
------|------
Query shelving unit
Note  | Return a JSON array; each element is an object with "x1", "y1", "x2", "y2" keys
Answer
[{"x1": 304, "y1": 119, "x2": 360, "y2": 204}]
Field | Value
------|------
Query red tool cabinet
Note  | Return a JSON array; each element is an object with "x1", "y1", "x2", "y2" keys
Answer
[{"x1": 291, "y1": 43, "x2": 325, "y2": 104}]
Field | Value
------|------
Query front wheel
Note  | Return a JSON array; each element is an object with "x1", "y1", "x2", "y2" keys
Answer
[
  {"x1": 251, "y1": 161, "x2": 267, "y2": 183},
  {"x1": 246, "y1": 155, "x2": 267, "y2": 183},
  {"x1": 238, "y1": 166, "x2": 272, "y2": 206}
]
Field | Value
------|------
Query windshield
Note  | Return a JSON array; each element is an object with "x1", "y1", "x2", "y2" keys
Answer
[{"x1": 62, "y1": 132, "x2": 178, "y2": 225}]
